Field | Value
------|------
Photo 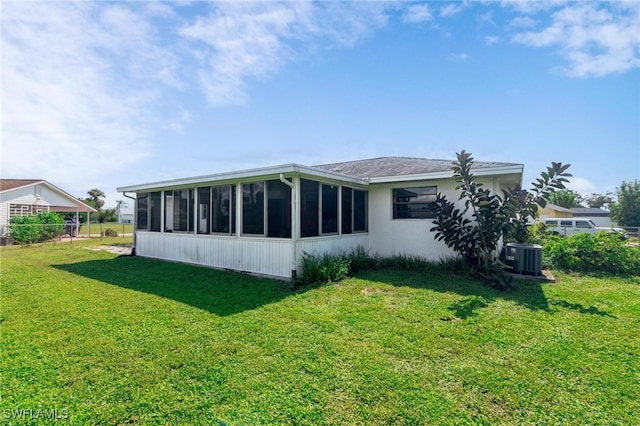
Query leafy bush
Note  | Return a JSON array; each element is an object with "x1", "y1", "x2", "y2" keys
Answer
[
  {"x1": 544, "y1": 232, "x2": 640, "y2": 275},
  {"x1": 526, "y1": 222, "x2": 552, "y2": 245},
  {"x1": 299, "y1": 252, "x2": 351, "y2": 286},
  {"x1": 103, "y1": 228, "x2": 118, "y2": 237},
  {"x1": 9, "y1": 212, "x2": 65, "y2": 244}
]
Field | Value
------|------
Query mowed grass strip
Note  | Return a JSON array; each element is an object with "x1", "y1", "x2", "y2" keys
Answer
[{"x1": 1, "y1": 239, "x2": 639, "y2": 425}]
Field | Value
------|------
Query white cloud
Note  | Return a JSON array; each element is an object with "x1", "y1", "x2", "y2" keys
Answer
[
  {"x1": 440, "y1": 2, "x2": 470, "y2": 18},
  {"x1": 1, "y1": 2, "x2": 154, "y2": 190},
  {"x1": 180, "y1": 2, "x2": 391, "y2": 106},
  {"x1": 403, "y1": 4, "x2": 433, "y2": 23},
  {"x1": 511, "y1": 2, "x2": 640, "y2": 77},
  {"x1": 567, "y1": 177, "x2": 598, "y2": 195},
  {"x1": 507, "y1": 16, "x2": 537, "y2": 28},
  {"x1": 485, "y1": 35, "x2": 500, "y2": 45},
  {"x1": 447, "y1": 52, "x2": 470, "y2": 62},
  {"x1": 503, "y1": 1, "x2": 569, "y2": 14}
]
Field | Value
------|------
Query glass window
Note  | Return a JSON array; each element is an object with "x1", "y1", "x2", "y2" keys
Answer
[
  {"x1": 322, "y1": 184, "x2": 338, "y2": 234},
  {"x1": 198, "y1": 187, "x2": 210, "y2": 234},
  {"x1": 576, "y1": 221, "x2": 590, "y2": 228},
  {"x1": 560, "y1": 220, "x2": 572, "y2": 227},
  {"x1": 212, "y1": 185, "x2": 234, "y2": 234},
  {"x1": 149, "y1": 191, "x2": 161, "y2": 232},
  {"x1": 165, "y1": 189, "x2": 193, "y2": 232},
  {"x1": 136, "y1": 193, "x2": 148, "y2": 230},
  {"x1": 267, "y1": 179, "x2": 292, "y2": 238},
  {"x1": 393, "y1": 187, "x2": 437, "y2": 219},
  {"x1": 353, "y1": 189, "x2": 367, "y2": 232},
  {"x1": 300, "y1": 179, "x2": 319, "y2": 237},
  {"x1": 341, "y1": 187, "x2": 353, "y2": 234},
  {"x1": 243, "y1": 182, "x2": 264, "y2": 235}
]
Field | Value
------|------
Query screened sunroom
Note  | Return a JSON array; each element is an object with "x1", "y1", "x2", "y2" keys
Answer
[{"x1": 117, "y1": 164, "x2": 369, "y2": 280}]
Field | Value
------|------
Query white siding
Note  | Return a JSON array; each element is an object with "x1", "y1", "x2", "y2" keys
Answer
[
  {"x1": 368, "y1": 180, "x2": 453, "y2": 260},
  {"x1": 136, "y1": 232, "x2": 294, "y2": 279},
  {"x1": 135, "y1": 232, "x2": 369, "y2": 279},
  {"x1": 367, "y1": 177, "x2": 510, "y2": 260}
]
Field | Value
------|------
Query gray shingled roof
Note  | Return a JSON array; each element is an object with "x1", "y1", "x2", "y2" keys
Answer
[{"x1": 313, "y1": 156, "x2": 520, "y2": 179}]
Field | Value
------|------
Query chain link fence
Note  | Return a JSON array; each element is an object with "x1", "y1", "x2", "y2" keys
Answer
[{"x1": 0, "y1": 223, "x2": 133, "y2": 246}]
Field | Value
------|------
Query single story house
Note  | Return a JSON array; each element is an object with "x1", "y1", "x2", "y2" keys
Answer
[
  {"x1": 538, "y1": 203, "x2": 573, "y2": 219},
  {"x1": 0, "y1": 179, "x2": 97, "y2": 239},
  {"x1": 117, "y1": 206, "x2": 134, "y2": 224},
  {"x1": 117, "y1": 157, "x2": 523, "y2": 280},
  {"x1": 570, "y1": 207, "x2": 612, "y2": 227}
]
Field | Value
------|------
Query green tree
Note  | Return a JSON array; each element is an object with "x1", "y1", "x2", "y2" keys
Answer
[
  {"x1": 610, "y1": 180, "x2": 640, "y2": 226},
  {"x1": 96, "y1": 208, "x2": 117, "y2": 223},
  {"x1": 87, "y1": 188, "x2": 106, "y2": 210},
  {"x1": 547, "y1": 189, "x2": 583, "y2": 208},
  {"x1": 430, "y1": 150, "x2": 571, "y2": 283},
  {"x1": 585, "y1": 192, "x2": 614, "y2": 209}
]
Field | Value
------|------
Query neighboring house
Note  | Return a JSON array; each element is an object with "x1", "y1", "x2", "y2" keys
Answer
[
  {"x1": 117, "y1": 206, "x2": 134, "y2": 224},
  {"x1": 117, "y1": 156, "x2": 523, "y2": 280},
  {"x1": 538, "y1": 203, "x2": 573, "y2": 219},
  {"x1": 0, "y1": 179, "x2": 97, "y2": 238},
  {"x1": 570, "y1": 207, "x2": 612, "y2": 227}
]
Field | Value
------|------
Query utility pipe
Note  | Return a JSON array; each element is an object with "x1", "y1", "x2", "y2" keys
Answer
[{"x1": 122, "y1": 192, "x2": 137, "y2": 255}]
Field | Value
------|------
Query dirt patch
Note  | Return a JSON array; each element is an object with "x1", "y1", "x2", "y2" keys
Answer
[{"x1": 87, "y1": 245, "x2": 133, "y2": 256}]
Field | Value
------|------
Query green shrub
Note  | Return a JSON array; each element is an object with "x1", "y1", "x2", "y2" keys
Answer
[
  {"x1": 300, "y1": 252, "x2": 351, "y2": 286},
  {"x1": 9, "y1": 212, "x2": 65, "y2": 244},
  {"x1": 378, "y1": 253, "x2": 432, "y2": 272},
  {"x1": 436, "y1": 255, "x2": 469, "y2": 274},
  {"x1": 103, "y1": 228, "x2": 118, "y2": 237},
  {"x1": 347, "y1": 245, "x2": 377, "y2": 272},
  {"x1": 526, "y1": 222, "x2": 552, "y2": 245},
  {"x1": 544, "y1": 232, "x2": 640, "y2": 275}
]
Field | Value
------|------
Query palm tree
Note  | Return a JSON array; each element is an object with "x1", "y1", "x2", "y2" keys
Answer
[{"x1": 87, "y1": 189, "x2": 106, "y2": 210}]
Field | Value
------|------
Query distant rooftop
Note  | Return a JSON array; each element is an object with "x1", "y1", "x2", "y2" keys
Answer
[
  {"x1": 314, "y1": 156, "x2": 521, "y2": 179},
  {"x1": 0, "y1": 179, "x2": 43, "y2": 192}
]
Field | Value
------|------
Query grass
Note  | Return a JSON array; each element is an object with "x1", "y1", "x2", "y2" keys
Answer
[
  {"x1": 77, "y1": 222, "x2": 133, "y2": 236},
  {"x1": 1, "y1": 239, "x2": 639, "y2": 425}
]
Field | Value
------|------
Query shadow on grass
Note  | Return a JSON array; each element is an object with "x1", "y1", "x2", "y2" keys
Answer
[
  {"x1": 354, "y1": 268, "x2": 552, "y2": 318},
  {"x1": 549, "y1": 300, "x2": 617, "y2": 318},
  {"x1": 54, "y1": 256, "x2": 297, "y2": 316}
]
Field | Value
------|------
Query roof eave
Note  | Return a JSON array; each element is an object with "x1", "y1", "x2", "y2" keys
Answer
[
  {"x1": 117, "y1": 164, "x2": 369, "y2": 193},
  {"x1": 0, "y1": 179, "x2": 97, "y2": 213},
  {"x1": 368, "y1": 164, "x2": 524, "y2": 184}
]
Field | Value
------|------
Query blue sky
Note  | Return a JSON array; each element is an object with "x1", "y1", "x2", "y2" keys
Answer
[{"x1": 2, "y1": 1, "x2": 639, "y2": 208}]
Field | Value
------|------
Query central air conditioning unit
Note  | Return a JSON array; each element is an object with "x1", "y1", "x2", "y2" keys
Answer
[{"x1": 505, "y1": 243, "x2": 543, "y2": 276}]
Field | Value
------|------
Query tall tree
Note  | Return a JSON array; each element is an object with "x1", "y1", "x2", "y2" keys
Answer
[
  {"x1": 547, "y1": 189, "x2": 583, "y2": 208},
  {"x1": 610, "y1": 180, "x2": 640, "y2": 226},
  {"x1": 585, "y1": 192, "x2": 614, "y2": 209},
  {"x1": 87, "y1": 189, "x2": 106, "y2": 210}
]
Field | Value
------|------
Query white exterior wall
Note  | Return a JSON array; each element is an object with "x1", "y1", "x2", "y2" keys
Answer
[
  {"x1": 136, "y1": 232, "x2": 369, "y2": 280},
  {"x1": 368, "y1": 179, "x2": 453, "y2": 260},
  {"x1": 367, "y1": 176, "x2": 507, "y2": 260},
  {"x1": 137, "y1": 232, "x2": 294, "y2": 279},
  {"x1": 297, "y1": 233, "x2": 369, "y2": 256}
]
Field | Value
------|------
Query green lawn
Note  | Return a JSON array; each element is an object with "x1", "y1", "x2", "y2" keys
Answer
[
  {"x1": 1, "y1": 239, "x2": 639, "y2": 425},
  {"x1": 78, "y1": 222, "x2": 133, "y2": 236}
]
